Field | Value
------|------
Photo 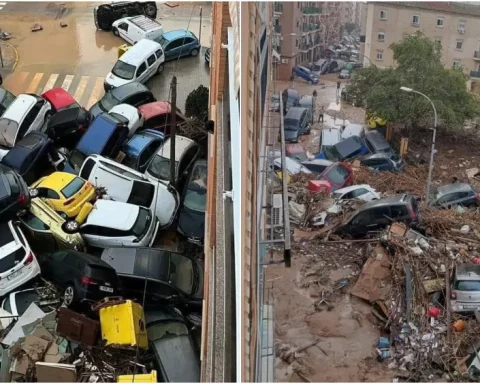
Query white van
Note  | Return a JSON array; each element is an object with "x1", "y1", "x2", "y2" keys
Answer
[
  {"x1": 319, "y1": 126, "x2": 342, "y2": 152},
  {"x1": 112, "y1": 15, "x2": 164, "y2": 45},
  {"x1": 104, "y1": 39, "x2": 165, "y2": 91}
]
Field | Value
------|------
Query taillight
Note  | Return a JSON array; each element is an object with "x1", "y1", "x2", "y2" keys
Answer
[
  {"x1": 84, "y1": 183, "x2": 92, "y2": 190},
  {"x1": 408, "y1": 204, "x2": 417, "y2": 220},
  {"x1": 81, "y1": 276, "x2": 98, "y2": 285},
  {"x1": 451, "y1": 292, "x2": 457, "y2": 300},
  {"x1": 64, "y1": 198, "x2": 75, "y2": 206},
  {"x1": 24, "y1": 252, "x2": 34, "y2": 266},
  {"x1": 18, "y1": 194, "x2": 26, "y2": 205},
  {"x1": 78, "y1": 124, "x2": 85, "y2": 132}
]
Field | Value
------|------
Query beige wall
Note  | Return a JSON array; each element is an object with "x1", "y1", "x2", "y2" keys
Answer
[{"x1": 366, "y1": 2, "x2": 480, "y2": 73}]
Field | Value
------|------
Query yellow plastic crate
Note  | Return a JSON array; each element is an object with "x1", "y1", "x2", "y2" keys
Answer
[
  {"x1": 118, "y1": 44, "x2": 131, "y2": 58},
  {"x1": 99, "y1": 300, "x2": 148, "y2": 349},
  {"x1": 118, "y1": 371, "x2": 157, "y2": 383}
]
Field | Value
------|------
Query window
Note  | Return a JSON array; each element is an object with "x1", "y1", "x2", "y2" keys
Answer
[
  {"x1": 453, "y1": 60, "x2": 461, "y2": 69},
  {"x1": 136, "y1": 62, "x2": 147, "y2": 77},
  {"x1": 61, "y1": 177, "x2": 85, "y2": 198},
  {"x1": 139, "y1": 141, "x2": 162, "y2": 168},
  {"x1": 166, "y1": 39, "x2": 183, "y2": 51},
  {"x1": 155, "y1": 49, "x2": 163, "y2": 59},
  {"x1": 456, "y1": 40, "x2": 463, "y2": 50},
  {"x1": 436, "y1": 17, "x2": 444, "y2": 27},
  {"x1": 296, "y1": 38, "x2": 298, "y2": 48},
  {"x1": 147, "y1": 54, "x2": 156, "y2": 67},
  {"x1": 352, "y1": 211, "x2": 371, "y2": 225},
  {"x1": 458, "y1": 20, "x2": 466, "y2": 33},
  {"x1": 80, "y1": 159, "x2": 95, "y2": 181},
  {"x1": 412, "y1": 15, "x2": 420, "y2": 26},
  {"x1": 99, "y1": 160, "x2": 143, "y2": 180},
  {"x1": 24, "y1": 212, "x2": 50, "y2": 231},
  {"x1": 376, "y1": 50, "x2": 383, "y2": 61},
  {"x1": 370, "y1": 207, "x2": 390, "y2": 221},
  {"x1": 119, "y1": 22, "x2": 128, "y2": 31},
  {"x1": 38, "y1": 188, "x2": 60, "y2": 199},
  {"x1": 391, "y1": 205, "x2": 408, "y2": 218},
  {"x1": 377, "y1": 31, "x2": 385, "y2": 41},
  {"x1": 380, "y1": 10, "x2": 387, "y2": 20},
  {"x1": 434, "y1": 38, "x2": 442, "y2": 48},
  {"x1": 127, "y1": 181, "x2": 155, "y2": 207}
]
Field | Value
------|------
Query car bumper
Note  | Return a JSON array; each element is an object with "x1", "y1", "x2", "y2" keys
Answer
[
  {"x1": 451, "y1": 301, "x2": 480, "y2": 313},
  {"x1": 0, "y1": 259, "x2": 41, "y2": 297}
]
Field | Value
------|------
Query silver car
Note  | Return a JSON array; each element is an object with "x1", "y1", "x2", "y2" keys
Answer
[{"x1": 451, "y1": 264, "x2": 480, "y2": 313}]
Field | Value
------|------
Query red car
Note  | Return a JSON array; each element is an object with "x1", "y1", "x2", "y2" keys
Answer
[
  {"x1": 319, "y1": 162, "x2": 353, "y2": 191},
  {"x1": 42, "y1": 88, "x2": 80, "y2": 113},
  {"x1": 138, "y1": 101, "x2": 186, "y2": 134}
]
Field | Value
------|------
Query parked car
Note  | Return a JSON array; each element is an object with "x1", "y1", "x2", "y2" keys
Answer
[
  {"x1": 79, "y1": 155, "x2": 179, "y2": 227},
  {"x1": 1, "y1": 132, "x2": 55, "y2": 185},
  {"x1": 101, "y1": 247, "x2": 204, "y2": 303},
  {"x1": 0, "y1": 94, "x2": 52, "y2": 159},
  {"x1": 363, "y1": 130, "x2": 393, "y2": 154},
  {"x1": 89, "y1": 82, "x2": 156, "y2": 118},
  {"x1": 0, "y1": 87, "x2": 16, "y2": 116},
  {"x1": 361, "y1": 152, "x2": 405, "y2": 172},
  {"x1": 292, "y1": 65, "x2": 319, "y2": 84},
  {"x1": 104, "y1": 39, "x2": 165, "y2": 91},
  {"x1": 429, "y1": 183, "x2": 479, "y2": 209},
  {"x1": 300, "y1": 159, "x2": 334, "y2": 174},
  {"x1": 341, "y1": 123, "x2": 364, "y2": 140},
  {"x1": 94, "y1": 1, "x2": 157, "y2": 31},
  {"x1": 30, "y1": 172, "x2": 96, "y2": 219},
  {"x1": 145, "y1": 309, "x2": 201, "y2": 382},
  {"x1": 299, "y1": 96, "x2": 314, "y2": 124},
  {"x1": 18, "y1": 197, "x2": 86, "y2": 254},
  {"x1": 318, "y1": 162, "x2": 353, "y2": 191},
  {"x1": 316, "y1": 135, "x2": 368, "y2": 161},
  {"x1": 336, "y1": 194, "x2": 420, "y2": 237},
  {"x1": 270, "y1": 94, "x2": 280, "y2": 112},
  {"x1": 319, "y1": 127, "x2": 342, "y2": 153},
  {"x1": 145, "y1": 136, "x2": 200, "y2": 189},
  {"x1": 158, "y1": 30, "x2": 201, "y2": 60},
  {"x1": 451, "y1": 264, "x2": 480, "y2": 314},
  {"x1": 338, "y1": 69, "x2": 351, "y2": 79},
  {"x1": 285, "y1": 143, "x2": 308, "y2": 162},
  {"x1": 282, "y1": 89, "x2": 300, "y2": 115},
  {"x1": 44, "y1": 107, "x2": 92, "y2": 150},
  {"x1": 138, "y1": 101, "x2": 186, "y2": 133},
  {"x1": 122, "y1": 129, "x2": 165, "y2": 172},
  {"x1": 39, "y1": 250, "x2": 121, "y2": 307},
  {"x1": 0, "y1": 165, "x2": 31, "y2": 222},
  {"x1": 41, "y1": 88, "x2": 80, "y2": 113},
  {"x1": 283, "y1": 107, "x2": 312, "y2": 143},
  {"x1": 0, "y1": 221, "x2": 40, "y2": 297},
  {"x1": 332, "y1": 184, "x2": 380, "y2": 202},
  {"x1": 271, "y1": 157, "x2": 312, "y2": 178},
  {"x1": 311, "y1": 59, "x2": 329, "y2": 76},
  {"x1": 1, "y1": 288, "x2": 59, "y2": 318},
  {"x1": 177, "y1": 159, "x2": 207, "y2": 244},
  {"x1": 112, "y1": 15, "x2": 164, "y2": 45},
  {"x1": 205, "y1": 47, "x2": 210, "y2": 64},
  {"x1": 63, "y1": 112, "x2": 129, "y2": 174},
  {"x1": 109, "y1": 104, "x2": 144, "y2": 136}
]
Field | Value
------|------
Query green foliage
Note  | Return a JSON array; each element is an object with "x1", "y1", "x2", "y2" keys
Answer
[
  {"x1": 344, "y1": 22, "x2": 356, "y2": 34},
  {"x1": 185, "y1": 85, "x2": 209, "y2": 121},
  {"x1": 347, "y1": 31, "x2": 480, "y2": 128}
]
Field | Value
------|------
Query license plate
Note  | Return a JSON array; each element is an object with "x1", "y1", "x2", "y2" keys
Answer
[
  {"x1": 7, "y1": 271, "x2": 19, "y2": 280},
  {"x1": 99, "y1": 286, "x2": 113, "y2": 293}
]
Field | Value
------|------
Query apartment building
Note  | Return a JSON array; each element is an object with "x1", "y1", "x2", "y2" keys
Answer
[
  {"x1": 340, "y1": 1, "x2": 355, "y2": 25},
  {"x1": 273, "y1": 1, "x2": 341, "y2": 80},
  {"x1": 363, "y1": 1, "x2": 480, "y2": 88},
  {"x1": 355, "y1": 2, "x2": 367, "y2": 28}
]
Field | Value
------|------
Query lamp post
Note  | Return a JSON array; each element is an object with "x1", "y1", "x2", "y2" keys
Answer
[{"x1": 400, "y1": 86, "x2": 438, "y2": 203}]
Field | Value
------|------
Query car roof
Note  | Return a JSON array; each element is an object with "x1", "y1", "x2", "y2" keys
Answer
[
  {"x1": 296, "y1": 65, "x2": 309, "y2": 71},
  {"x1": 162, "y1": 29, "x2": 195, "y2": 41},
  {"x1": 64, "y1": 250, "x2": 115, "y2": 268},
  {"x1": 88, "y1": 154, "x2": 147, "y2": 179},
  {"x1": 138, "y1": 101, "x2": 172, "y2": 120},
  {"x1": 285, "y1": 107, "x2": 307, "y2": 120},
  {"x1": 36, "y1": 172, "x2": 76, "y2": 190},
  {"x1": 357, "y1": 194, "x2": 410, "y2": 211},
  {"x1": 123, "y1": 15, "x2": 162, "y2": 31},
  {"x1": 334, "y1": 135, "x2": 362, "y2": 156},
  {"x1": 77, "y1": 113, "x2": 125, "y2": 154},
  {"x1": 119, "y1": 39, "x2": 162, "y2": 64},
  {"x1": 86, "y1": 199, "x2": 140, "y2": 230},
  {"x1": 2, "y1": 94, "x2": 37, "y2": 122},
  {"x1": 109, "y1": 104, "x2": 138, "y2": 122},
  {"x1": 47, "y1": 107, "x2": 84, "y2": 127},
  {"x1": 436, "y1": 183, "x2": 473, "y2": 196},
  {"x1": 125, "y1": 134, "x2": 156, "y2": 156},
  {"x1": 302, "y1": 159, "x2": 333, "y2": 166},
  {"x1": 111, "y1": 82, "x2": 150, "y2": 99},
  {"x1": 41, "y1": 88, "x2": 76, "y2": 109},
  {"x1": 335, "y1": 184, "x2": 373, "y2": 194},
  {"x1": 284, "y1": 88, "x2": 299, "y2": 97},
  {"x1": 155, "y1": 136, "x2": 196, "y2": 161}
]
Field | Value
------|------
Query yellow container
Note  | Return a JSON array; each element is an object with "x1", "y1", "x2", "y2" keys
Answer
[
  {"x1": 118, "y1": 44, "x2": 131, "y2": 58},
  {"x1": 76, "y1": 201, "x2": 93, "y2": 224},
  {"x1": 99, "y1": 300, "x2": 148, "y2": 349},
  {"x1": 118, "y1": 371, "x2": 157, "y2": 383}
]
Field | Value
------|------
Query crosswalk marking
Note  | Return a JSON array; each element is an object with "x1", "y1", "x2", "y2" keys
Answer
[
  {"x1": 42, "y1": 74, "x2": 59, "y2": 94},
  {"x1": 61, "y1": 75, "x2": 74, "y2": 92},
  {"x1": 25, "y1": 73, "x2": 44, "y2": 94},
  {"x1": 86, "y1": 77, "x2": 105, "y2": 109},
  {"x1": 73, "y1": 76, "x2": 89, "y2": 102}
]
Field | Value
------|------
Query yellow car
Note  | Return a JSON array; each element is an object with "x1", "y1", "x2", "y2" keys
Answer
[
  {"x1": 30, "y1": 172, "x2": 96, "y2": 218},
  {"x1": 366, "y1": 113, "x2": 387, "y2": 130}
]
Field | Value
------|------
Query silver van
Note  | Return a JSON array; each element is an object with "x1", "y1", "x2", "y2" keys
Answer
[{"x1": 451, "y1": 264, "x2": 480, "y2": 313}]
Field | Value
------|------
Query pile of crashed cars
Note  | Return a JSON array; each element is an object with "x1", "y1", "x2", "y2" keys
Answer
[
  {"x1": 0, "y1": 80, "x2": 206, "y2": 381},
  {"x1": 274, "y1": 103, "x2": 480, "y2": 380}
]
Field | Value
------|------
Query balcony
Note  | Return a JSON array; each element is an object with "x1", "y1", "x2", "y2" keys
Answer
[
  {"x1": 302, "y1": 23, "x2": 320, "y2": 33},
  {"x1": 471, "y1": 70, "x2": 480, "y2": 79},
  {"x1": 274, "y1": 25, "x2": 282, "y2": 34},
  {"x1": 302, "y1": 7, "x2": 321, "y2": 14},
  {"x1": 274, "y1": 2, "x2": 283, "y2": 14},
  {"x1": 474, "y1": 51, "x2": 480, "y2": 61}
]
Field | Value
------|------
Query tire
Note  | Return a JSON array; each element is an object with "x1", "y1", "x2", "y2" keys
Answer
[
  {"x1": 63, "y1": 285, "x2": 76, "y2": 307},
  {"x1": 190, "y1": 48, "x2": 199, "y2": 57},
  {"x1": 157, "y1": 63, "x2": 164, "y2": 74},
  {"x1": 144, "y1": 5, "x2": 156, "y2": 17},
  {"x1": 62, "y1": 219, "x2": 80, "y2": 234},
  {"x1": 113, "y1": 28, "x2": 119, "y2": 37},
  {"x1": 29, "y1": 188, "x2": 39, "y2": 198}
]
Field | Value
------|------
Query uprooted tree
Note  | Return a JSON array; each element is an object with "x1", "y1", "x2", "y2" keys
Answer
[
  {"x1": 185, "y1": 85, "x2": 209, "y2": 122},
  {"x1": 347, "y1": 32, "x2": 480, "y2": 130}
]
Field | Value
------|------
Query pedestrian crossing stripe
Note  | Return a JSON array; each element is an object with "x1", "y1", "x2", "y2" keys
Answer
[
  {"x1": 86, "y1": 77, "x2": 105, "y2": 110},
  {"x1": 61, "y1": 75, "x2": 74, "y2": 92},
  {"x1": 25, "y1": 73, "x2": 44, "y2": 94},
  {"x1": 73, "y1": 76, "x2": 90, "y2": 102},
  {"x1": 42, "y1": 74, "x2": 59, "y2": 94}
]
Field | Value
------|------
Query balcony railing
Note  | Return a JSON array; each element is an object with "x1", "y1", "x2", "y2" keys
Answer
[
  {"x1": 302, "y1": 7, "x2": 321, "y2": 14},
  {"x1": 274, "y1": 25, "x2": 282, "y2": 33},
  {"x1": 302, "y1": 23, "x2": 320, "y2": 32},
  {"x1": 474, "y1": 51, "x2": 480, "y2": 60},
  {"x1": 274, "y1": 2, "x2": 283, "y2": 13},
  {"x1": 471, "y1": 70, "x2": 480, "y2": 79}
]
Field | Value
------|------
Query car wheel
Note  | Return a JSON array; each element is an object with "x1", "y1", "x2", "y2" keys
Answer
[
  {"x1": 63, "y1": 285, "x2": 76, "y2": 306},
  {"x1": 191, "y1": 48, "x2": 199, "y2": 57},
  {"x1": 144, "y1": 5, "x2": 156, "y2": 17},
  {"x1": 62, "y1": 219, "x2": 80, "y2": 234},
  {"x1": 29, "y1": 188, "x2": 39, "y2": 198},
  {"x1": 113, "y1": 28, "x2": 120, "y2": 37},
  {"x1": 157, "y1": 63, "x2": 164, "y2": 74}
]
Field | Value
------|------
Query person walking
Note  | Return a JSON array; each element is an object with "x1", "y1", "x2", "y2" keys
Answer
[{"x1": 318, "y1": 106, "x2": 324, "y2": 124}]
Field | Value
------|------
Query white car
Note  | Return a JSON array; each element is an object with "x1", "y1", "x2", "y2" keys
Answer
[
  {"x1": 109, "y1": 104, "x2": 144, "y2": 137},
  {"x1": 112, "y1": 15, "x2": 164, "y2": 45},
  {"x1": 0, "y1": 94, "x2": 51, "y2": 159},
  {"x1": 332, "y1": 184, "x2": 380, "y2": 202},
  {"x1": 79, "y1": 154, "x2": 179, "y2": 227},
  {"x1": 79, "y1": 199, "x2": 159, "y2": 248},
  {"x1": 271, "y1": 157, "x2": 312, "y2": 177},
  {"x1": 0, "y1": 221, "x2": 41, "y2": 297}
]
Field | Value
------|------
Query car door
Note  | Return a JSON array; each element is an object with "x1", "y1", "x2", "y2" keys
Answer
[
  {"x1": 370, "y1": 206, "x2": 391, "y2": 229},
  {"x1": 145, "y1": 54, "x2": 158, "y2": 81},
  {"x1": 62, "y1": 253, "x2": 81, "y2": 286},
  {"x1": 349, "y1": 210, "x2": 371, "y2": 236},
  {"x1": 42, "y1": 251, "x2": 68, "y2": 283},
  {"x1": 180, "y1": 37, "x2": 194, "y2": 57},
  {"x1": 19, "y1": 211, "x2": 59, "y2": 254},
  {"x1": 135, "y1": 62, "x2": 149, "y2": 84},
  {"x1": 117, "y1": 22, "x2": 132, "y2": 43},
  {"x1": 165, "y1": 39, "x2": 183, "y2": 61}
]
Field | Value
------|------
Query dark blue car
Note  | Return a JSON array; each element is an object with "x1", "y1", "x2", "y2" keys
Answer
[
  {"x1": 63, "y1": 113, "x2": 129, "y2": 174},
  {"x1": 316, "y1": 135, "x2": 368, "y2": 161},
  {"x1": 292, "y1": 65, "x2": 319, "y2": 84},
  {"x1": 121, "y1": 129, "x2": 165, "y2": 173},
  {"x1": 157, "y1": 30, "x2": 201, "y2": 61}
]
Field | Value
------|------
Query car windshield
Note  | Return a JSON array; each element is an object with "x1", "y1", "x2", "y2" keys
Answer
[
  {"x1": 147, "y1": 155, "x2": 177, "y2": 181},
  {"x1": 131, "y1": 207, "x2": 151, "y2": 238},
  {"x1": 323, "y1": 165, "x2": 349, "y2": 185},
  {"x1": 112, "y1": 60, "x2": 136, "y2": 80},
  {"x1": 15, "y1": 290, "x2": 40, "y2": 315},
  {"x1": 158, "y1": 36, "x2": 169, "y2": 48},
  {"x1": 0, "y1": 118, "x2": 19, "y2": 148},
  {"x1": 69, "y1": 150, "x2": 86, "y2": 173},
  {"x1": 61, "y1": 177, "x2": 85, "y2": 198},
  {"x1": 170, "y1": 253, "x2": 194, "y2": 293},
  {"x1": 184, "y1": 167, "x2": 207, "y2": 212},
  {"x1": 2, "y1": 92, "x2": 15, "y2": 108},
  {"x1": 324, "y1": 146, "x2": 341, "y2": 161},
  {"x1": 287, "y1": 96, "x2": 297, "y2": 105},
  {"x1": 99, "y1": 92, "x2": 121, "y2": 111},
  {"x1": 456, "y1": 280, "x2": 480, "y2": 291}
]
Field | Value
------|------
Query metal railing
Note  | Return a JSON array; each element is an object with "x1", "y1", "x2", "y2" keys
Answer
[
  {"x1": 302, "y1": 7, "x2": 321, "y2": 14},
  {"x1": 274, "y1": 2, "x2": 283, "y2": 13}
]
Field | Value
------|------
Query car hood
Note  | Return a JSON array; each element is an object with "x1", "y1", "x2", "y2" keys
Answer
[
  {"x1": 153, "y1": 187, "x2": 178, "y2": 227},
  {"x1": 177, "y1": 207, "x2": 205, "y2": 240},
  {"x1": 105, "y1": 73, "x2": 132, "y2": 89}
]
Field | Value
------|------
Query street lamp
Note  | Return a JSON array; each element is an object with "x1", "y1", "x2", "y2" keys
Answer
[{"x1": 400, "y1": 86, "x2": 438, "y2": 204}]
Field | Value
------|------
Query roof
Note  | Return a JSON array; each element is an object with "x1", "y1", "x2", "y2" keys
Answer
[
  {"x1": 334, "y1": 135, "x2": 363, "y2": 157},
  {"x1": 41, "y1": 88, "x2": 77, "y2": 110},
  {"x1": 127, "y1": 15, "x2": 162, "y2": 31},
  {"x1": 87, "y1": 199, "x2": 139, "y2": 230},
  {"x1": 138, "y1": 101, "x2": 171, "y2": 120},
  {"x1": 155, "y1": 136, "x2": 195, "y2": 162},
  {"x1": 35, "y1": 172, "x2": 76, "y2": 190},
  {"x1": 375, "y1": 2, "x2": 480, "y2": 18},
  {"x1": 436, "y1": 183, "x2": 473, "y2": 195},
  {"x1": 119, "y1": 39, "x2": 162, "y2": 64},
  {"x1": 285, "y1": 107, "x2": 307, "y2": 120},
  {"x1": 2, "y1": 94, "x2": 37, "y2": 122},
  {"x1": 335, "y1": 184, "x2": 373, "y2": 195},
  {"x1": 162, "y1": 29, "x2": 195, "y2": 41},
  {"x1": 358, "y1": 194, "x2": 409, "y2": 211},
  {"x1": 125, "y1": 134, "x2": 156, "y2": 156},
  {"x1": 109, "y1": 104, "x2": 139, "y2": 122}
]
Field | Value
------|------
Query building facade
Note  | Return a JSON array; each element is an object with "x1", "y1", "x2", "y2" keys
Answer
[
  {"x1": 363, "y1": 1, "x2": 480, "y2": 88},
  {"x1": 340, "y1": 1, "x2": 355, "y2": 26},
  {"x1": 273, "y1": 1, "x2": 341, "y2": 80}
]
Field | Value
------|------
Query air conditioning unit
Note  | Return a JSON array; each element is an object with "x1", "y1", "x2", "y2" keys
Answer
[
  {"x1": 281, "y1": 58, "x2": 289, "y2": 64},
  {"x1": 271, "y1": 194, "x2": 283, "y2": 226}
]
